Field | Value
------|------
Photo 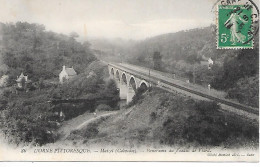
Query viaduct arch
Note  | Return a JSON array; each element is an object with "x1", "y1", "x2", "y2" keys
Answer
[{"x1": 108, "y1": 66, "x2": 149, "y2": 104}]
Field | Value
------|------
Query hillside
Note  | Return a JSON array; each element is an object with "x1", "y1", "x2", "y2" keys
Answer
[
  {"x1": 0, "y1": 22, "x2": 120, "y2": 146},
  {"x1": 90, "y1": 25, "x2": 259, "y2": 108},
  {"x1": 89, "y1": 37, "x2": 136, "y2": 63},
  {"x1": 0, "y1": 22, "x2": 96, "y2": 84},
  {"x1": 62, "y1": 88, "x2": 258, "y2": 149}
]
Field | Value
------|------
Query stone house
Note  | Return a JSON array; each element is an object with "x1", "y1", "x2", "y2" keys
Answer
[
  {"x1": 59, "y1": 65, "x2": 77, "y2": 83},
  {"x1": 200, "y1": 55, "x2": 214, "y2": 70},
  {"x1": 16, "y1": 73, "x2": 30, "y2": 88}
]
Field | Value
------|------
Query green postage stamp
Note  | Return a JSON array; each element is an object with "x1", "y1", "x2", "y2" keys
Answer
[{"x1": 218, "y1": 5, "x2": 253, "y2": 49}]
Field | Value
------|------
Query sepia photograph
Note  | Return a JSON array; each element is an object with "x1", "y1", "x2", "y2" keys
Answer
[{"x1": 0, "y1": 0, "x2": 259, "y2": 162}]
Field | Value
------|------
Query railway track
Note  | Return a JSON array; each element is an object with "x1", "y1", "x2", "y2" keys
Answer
[{"x1": 109, "y1": 63, "x2": 259, "y2": 115}]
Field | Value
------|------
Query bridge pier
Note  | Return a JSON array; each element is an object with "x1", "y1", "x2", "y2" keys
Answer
[
  {"x1": 127, "y1": 86, "x2": 135, "y2": 104},
  {"x1": 119, "y1": 82, "x2": 127, "y2": 100},
  {"x1": 115, "y1": 79, "x2": 120, "y2": 89},
  {"x1": 108, "y1": 64, "x2": 149, "y2": 104}
]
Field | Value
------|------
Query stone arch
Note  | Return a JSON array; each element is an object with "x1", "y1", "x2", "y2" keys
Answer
[
  {"x1": 121, "y1": 73, "x2": 127, "y2": 85},
  {"x1": 139, "y1": 82, "x2": 148, "y2": 93},
  {"x1": 115, "y1": 70, "x2": 120, "y2": 81},
  {"x1": 139, "y1": 80, "x2": 149, "y2": 88},
  {"x1": 129, "y1": 76, "x2": 137, "y2": 92}
]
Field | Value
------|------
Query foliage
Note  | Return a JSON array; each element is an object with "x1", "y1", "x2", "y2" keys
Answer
[
  {"x1": 127, "y1": 86, "x2": 150, "y2": 107},
  {"x1": 227, "y1": 75, "x2": 259, "y2": 107},
  {"x1": 0, "y1": 89, "x2": 59, "y2": 146},
  {"x1": 121, "y1": 25, "x2": 258, "y2": 107},
  {"x1": 0, "y1": 22, "x2": 96, "y2": 83},
  {"x1": 96, "y1": 104, "x2": 112, "y2": 111},
  {"x1": 48, "y1": 62, "x2": 119, "y2": 120},
  {"x1": 83, "y1": 122, "x2": 99, "y2": 139},
  {"x1": 152, "y1": 51, "x2": 163, "y2": 71},
  {"x1": 149, "y1": 112, "x2": 157, "y2": 123},
  {"x1": 158, "y1": 99, "x2": 258, "y2": 146},
  {"x1": 211, "y1": 48, "x2": 258, "y2": 90},
  {"x1": 0, "y1": 22, "x2": 118, "y2": 146}
]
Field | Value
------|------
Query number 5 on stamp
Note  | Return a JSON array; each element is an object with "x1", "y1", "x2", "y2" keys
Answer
[{"x1": 217, "y1": 5, "x2": 253, "y2": 49}]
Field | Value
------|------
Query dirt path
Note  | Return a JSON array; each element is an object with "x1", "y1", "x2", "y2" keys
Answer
[
  {"x1": 75, "y1": 112, "x2": 118, "y2": 129},
  {"x1": 57, "y1": 111, "x2": 118, "y2": 140}
]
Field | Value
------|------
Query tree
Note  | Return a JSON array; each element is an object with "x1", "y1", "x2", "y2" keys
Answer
[
  {"x1": 153, "y1": 51, "x2": 163, "y2": 71},
  {"x1": 69, "y1": 32, "x2": 79, "y2": 39}
]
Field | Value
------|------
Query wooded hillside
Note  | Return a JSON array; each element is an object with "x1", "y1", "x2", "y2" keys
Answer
[
  {"x1": 0, "y1": 22, "x2": 96, "y2": 84},
  {"x1": 129, "y1": 26, "x2": 259, "y2": 107},
  {"x1": 91, "y1": 25, "x2": 259, "y2": 107}
]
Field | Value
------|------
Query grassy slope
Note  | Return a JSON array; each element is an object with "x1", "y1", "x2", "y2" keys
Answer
[{"x1": 64, "y1": 88, "x2": 258, "y2": 149}]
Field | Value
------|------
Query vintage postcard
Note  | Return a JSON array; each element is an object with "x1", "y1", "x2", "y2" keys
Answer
[{"x1": 0, "y1": 0, "x2": 259, "y2": 162}]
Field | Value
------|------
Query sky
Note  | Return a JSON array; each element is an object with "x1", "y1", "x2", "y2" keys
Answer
[{"x1": 0, "y1": 0, "x2": 216, "y2": 40}]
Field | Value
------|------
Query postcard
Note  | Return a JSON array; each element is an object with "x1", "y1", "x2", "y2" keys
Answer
[{"x1": 0, "y1": 0, "x2": 259, "y2": 162}]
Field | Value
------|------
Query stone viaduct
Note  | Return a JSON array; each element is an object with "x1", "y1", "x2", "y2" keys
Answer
[{"x1": 108, "y1": 63, "x2": 150, "y2": 104}]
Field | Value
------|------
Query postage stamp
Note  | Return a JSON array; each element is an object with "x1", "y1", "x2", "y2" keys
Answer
[
  {"x1": 218, "y1": 5, "x2": 253, "y2": 48},
  {"x1": 215, "y1": 0, "x2": 259, "y2": 49}
]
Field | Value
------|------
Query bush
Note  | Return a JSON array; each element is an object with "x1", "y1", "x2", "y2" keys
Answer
[
  {"x1": 160, "y1": 116, "x2": 187, "y2": 145},
  {"x1": 159, "y1": 99, "x2": 258, "y2": 147},
  {"x1": 149, "y1": 112, "x2": 157, "y2": 123},
  {"x1": 183, "y1": 101, "x2": 227, "y2": 145},
  {"x1": 83, "y1": 123, "x2": 99, "y2": 139},
  {"x1": 195, "y1": 100, "x2": 220, "y2": 115},
  {"x1": 127, "y1": 87, "x2": 150, "y2": 107},
  {"x1": 60, "y1": 103, "x2": 94, "y2": 120},
  {"x1": 183, "y1": 100, "x2": 257, "y2": 146},
  {"x1": 227, "y1": 76, "x2": 259, "y2": 108},
  {"x1": 0, "y1": 99, "x2": 8, "y2": 110},
  {"x1": 96, "y1": 104, "x2": 112, "y2": 111}
]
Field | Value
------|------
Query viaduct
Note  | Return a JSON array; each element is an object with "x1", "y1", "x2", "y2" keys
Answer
[
  {"x1": 108, "y1": 63, "x2": 150, "y2": 104},
  {"x1": 108, "y1": 62, "x2": 258, "y2": 115}
]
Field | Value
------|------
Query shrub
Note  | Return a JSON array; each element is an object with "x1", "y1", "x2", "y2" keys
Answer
[
  {"x1": 0, "y1": 99, "x2": 8, "y2": 110},
  {"x1": 194, "y1": 100, "x2": 220, "y2": 115},
  {"x1": 83, "y1": 123, "x2": 99, "y2": 139},
  {"x1": 183, "y1": 100, "x2": 258, "y2": 146},
  {"x1": 127, "y1": 87, "x2": 150, "y2": 107},
  {"x1": 149, "y1": 112, "x2": 157, "y2": 123},
  {"x1": 159, "y1": 99, "x2": 258, "y2": 147},
  {"x1": 96, "y1": 104, "x2": 112, "y2": 111},
  {"x1": 227, "y1": 76, "x2": 259, "y2": 108}
]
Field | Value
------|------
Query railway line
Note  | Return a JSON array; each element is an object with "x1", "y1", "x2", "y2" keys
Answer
[{"x1": 110, "y1": 63, "x2": 259, "y2": 115}]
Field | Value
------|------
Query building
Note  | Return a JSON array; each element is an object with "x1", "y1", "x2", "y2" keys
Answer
[
  {"x1": 200, "y1": 55, "x2": 214, "y2": 70},
  {"x1": 208, "y1": 58, "x2": 214, "y2": 69},
  {"x1": 16, "y1": 73, "x2": 29, "y2": 88},
  {"x1": 0, "y1": 75, "x2": 8, "y2": 87},
  {"x1": 59, "y1": 65, "x2": 77, "y2": 83}
]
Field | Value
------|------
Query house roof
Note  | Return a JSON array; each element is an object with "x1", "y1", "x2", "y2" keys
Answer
[
  {"x1": 16, "y1": 73, "x2": 26, "y2": 82},
  {"x1": 65, "y1": 68, "x2": 77, "y2": 76}
]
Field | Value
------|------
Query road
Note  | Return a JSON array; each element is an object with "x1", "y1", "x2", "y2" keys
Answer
[
  {"x1": 109, "y1": 62, "x2": 258, "y2": 115},
  {"x1": 57, "y1": 111, "x2": 118, "y2": 140}
]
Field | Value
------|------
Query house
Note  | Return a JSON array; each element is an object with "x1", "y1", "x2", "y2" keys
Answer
[
  {"x1": 0, "y1": 75, "x2": 8, "y2": 87},
  {"x1": 200, "y1": 55, "x2": 214, "y2": 70},
  {"x1": 16, "y1": 73, "x2": 30, "y2": 88},
  {"x1": 208, "y1": 58, "x2": 214, "y2": 69},
  {"x1": 59, "y1": 65, "x2": 77, "y2": 83}
]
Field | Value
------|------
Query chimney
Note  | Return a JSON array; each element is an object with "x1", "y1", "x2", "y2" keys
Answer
[{"x1": 63, "y1": 65, "x2": 66, "y2": 71}]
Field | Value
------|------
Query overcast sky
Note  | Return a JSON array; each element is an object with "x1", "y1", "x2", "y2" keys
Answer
[{"x1": 0, "y1": 0, "x2": 216, "y2": 40}]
